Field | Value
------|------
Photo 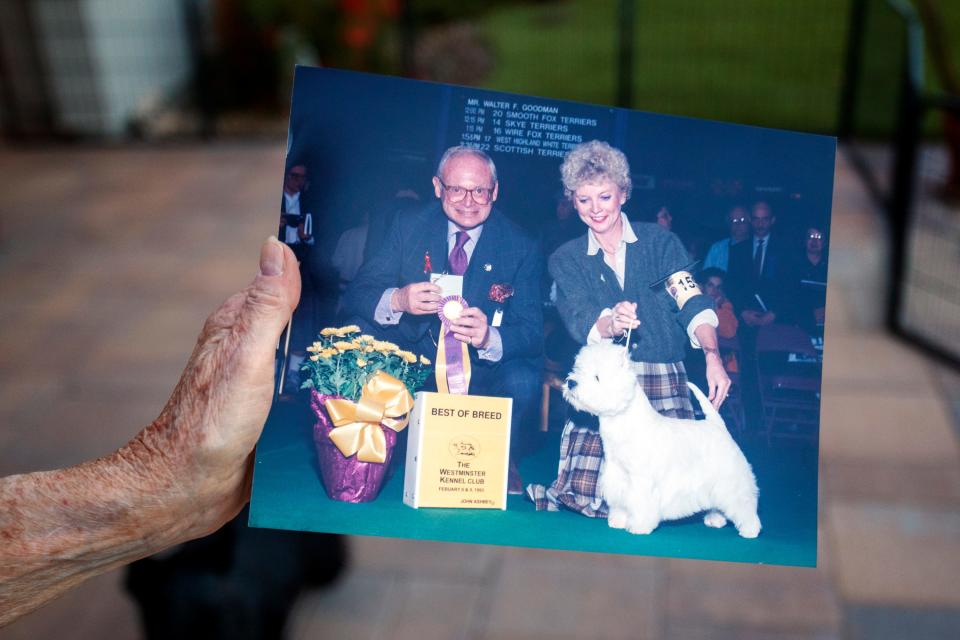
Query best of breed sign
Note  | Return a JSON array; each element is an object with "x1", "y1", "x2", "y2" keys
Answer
[{"x1": 403, "y1": 392, "x2": 512, "y2": 509}]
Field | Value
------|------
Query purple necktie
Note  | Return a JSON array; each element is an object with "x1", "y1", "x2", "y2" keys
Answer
[{"x1": 449, "y1": 231, "x2": 470, "y2": 275}]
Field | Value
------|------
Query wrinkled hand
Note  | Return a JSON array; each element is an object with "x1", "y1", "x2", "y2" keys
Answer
[
  {"x1": 704, "y1": 351, "x2": 731, "y2": 410},
  {"x1": 125, "y1": 237, "x2": 300, "y2": 542},
  {"x1": 392, "y1": 282, "x2": 441, "y2": 316},
  {"x1": 450, "y1": 306, "x2": 490, "y2": 348}
]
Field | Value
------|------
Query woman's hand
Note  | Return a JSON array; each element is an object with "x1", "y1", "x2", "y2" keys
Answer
[
  {"x1": 600, "y1": 300, "x2": 640, "y2": 338},
  {"x1": 704, "y1": 349, "x2": 731, "y2": 410}
]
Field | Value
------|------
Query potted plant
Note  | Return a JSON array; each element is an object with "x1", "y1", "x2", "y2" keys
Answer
[{"x1": 300, "y1": 325, "x2": 431, "y2": 502}]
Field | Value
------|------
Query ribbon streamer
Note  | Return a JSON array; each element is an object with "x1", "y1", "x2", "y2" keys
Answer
[
  {"x1": 436, "y1": 295, "x2": 472, "y2": 394},
  {"x1": 323, "y1": 372, "x2": 414, "y2": 463}
]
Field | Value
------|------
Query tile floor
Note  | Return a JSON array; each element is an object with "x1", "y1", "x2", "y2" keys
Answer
[{"x1": 1, "y1": 144, "x2": 958, "y2": 639}]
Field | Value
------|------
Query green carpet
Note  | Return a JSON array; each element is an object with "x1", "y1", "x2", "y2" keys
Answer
[{"x1": 250, "y1": 400, "x2": 818, "y2": 567}]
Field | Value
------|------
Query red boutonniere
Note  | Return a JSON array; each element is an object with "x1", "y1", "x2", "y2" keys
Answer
[{"x1": 488, "y1": 283, "x2": 514, "y2": 304}]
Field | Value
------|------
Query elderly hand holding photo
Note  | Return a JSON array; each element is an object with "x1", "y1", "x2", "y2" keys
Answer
[{"x1": 0, "y1": 237, "x2": 300, "y2": 627}]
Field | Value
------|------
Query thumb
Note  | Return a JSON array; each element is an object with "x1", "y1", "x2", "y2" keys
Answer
[{"x1": 238, "y1": 237, "x2": 301, "y2": 342}]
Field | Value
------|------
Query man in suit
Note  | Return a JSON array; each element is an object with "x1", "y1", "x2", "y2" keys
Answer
[
  {"x1": 342, "y1": 146, "x2": 543, "y2": 490},
  {"x1": 279, "y1": 163, "x2": 315, "y2": 261},
  {"x1": 726, "y1": 201, "x2": 793, "y2": 327}
]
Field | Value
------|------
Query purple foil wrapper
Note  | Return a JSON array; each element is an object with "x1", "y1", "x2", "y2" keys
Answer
[{"x1": 310, "y1": 390, "x2": 397, "y2": 503}]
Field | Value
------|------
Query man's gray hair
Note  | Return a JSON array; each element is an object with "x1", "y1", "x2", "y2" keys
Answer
[
  {"x1": 560, "y1": 140, "x2": 632, "y2": 200},
  {"x1": 436, "y1": 146, "x2": 498, "y2": 184}
]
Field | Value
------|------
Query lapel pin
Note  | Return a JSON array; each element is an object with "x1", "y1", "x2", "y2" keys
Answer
[
  {"x1": 600, "y1": 273, "x2": 605, "y2": 282},
  {"x1": 483, "y1": 263, "x2": 492, "y2": 272}
]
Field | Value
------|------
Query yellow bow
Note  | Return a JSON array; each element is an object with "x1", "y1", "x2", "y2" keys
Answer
[{"x1": 323, "y1": 372, "x2": 415, "y2": 463}]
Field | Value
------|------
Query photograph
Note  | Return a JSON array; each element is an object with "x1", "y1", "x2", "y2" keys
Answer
[{"x1": 250, "y1": 66, "x2": 836, "y2": 567}]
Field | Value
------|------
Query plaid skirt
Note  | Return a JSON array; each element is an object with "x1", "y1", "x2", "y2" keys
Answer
[{"x1": 525, "y1": 361, "x2": 695, "y2": 518}]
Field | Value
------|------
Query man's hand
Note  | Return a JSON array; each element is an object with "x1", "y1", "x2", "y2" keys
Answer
[
  {"x1": 297, "y1": 223, "x2": 311, "y2": 242},
  {"x1": 450, "y1": 306, "x2": 490, "y2": 348},
  {"x1": 741, "y1": 309, "x2": 762, "y2": 326},
  {"x1": 742, "y1": 309, "x2": 776, "y2": 327},
  {"x1": 391, "y1": 282, "x2": 441, "y2": 315},
  {"x1": 0, "y1": 237, "x2": 300, "y2": 626}
]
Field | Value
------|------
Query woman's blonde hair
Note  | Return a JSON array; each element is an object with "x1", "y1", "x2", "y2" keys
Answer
[{"x1": 560, "y1": 140, "x2": 632, "y2": 200}]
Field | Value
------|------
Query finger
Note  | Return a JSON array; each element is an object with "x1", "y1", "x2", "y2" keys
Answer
[
  {"x1": 240, "y1": 237, "x2": 301, "y2": 337},
  {"x1": 461, "y1": 308, "x2": 487, "y2": 324}
]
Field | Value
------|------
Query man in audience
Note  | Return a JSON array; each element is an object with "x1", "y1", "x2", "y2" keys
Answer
[
  {"x1": 703, "y1": 204, "x2": 750, "y2": 271},
  {"x1": 726, "y1": 200, "x2": 793, "y2": 327},
  {"x1": 279, "y1": 163, "x2": 315, "y2": 261}
]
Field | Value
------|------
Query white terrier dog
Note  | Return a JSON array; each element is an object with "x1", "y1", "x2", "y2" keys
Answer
[{"x1": 563, "y1": 343, "x2": 761, "y2": 538}]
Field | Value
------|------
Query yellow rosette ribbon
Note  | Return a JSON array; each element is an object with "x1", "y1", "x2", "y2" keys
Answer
[{"x1": 323, "y1": 371, "x2": 415, "y2": 463}]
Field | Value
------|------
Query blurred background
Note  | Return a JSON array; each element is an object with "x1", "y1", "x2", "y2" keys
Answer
[{"x1": 1, "y1": 0, "x2": 959, "y2": 638}]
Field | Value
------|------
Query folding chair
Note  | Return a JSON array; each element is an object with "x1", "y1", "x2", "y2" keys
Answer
[{"x1": 754, "y1": 324, "x2": 822, "y2": 442}]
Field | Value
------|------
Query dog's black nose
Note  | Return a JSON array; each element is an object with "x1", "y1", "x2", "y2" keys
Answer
[{"x1": 567, "y1": 378, "x2": 577, "y2": 390}]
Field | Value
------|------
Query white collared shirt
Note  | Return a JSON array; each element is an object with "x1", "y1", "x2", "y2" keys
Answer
[
  {"x1": 282, "y1": 191, "x2": 301, "y2": 244},
  {"x1": 586, "y1": 212, "x2": 638, "y2": 289}
]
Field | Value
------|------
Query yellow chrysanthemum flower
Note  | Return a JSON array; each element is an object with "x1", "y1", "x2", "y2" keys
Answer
[
  {"x1": 320, "y1": 327, "x2": 337, "y2": 337},
  {"x1": 339, "y1": 325, "x2": 361, "y2": 335},
  {"x1": 364, "y1": 345, "x2": 375, "y2": 353},
  {"x1": 399, "y1": 351, "x2": 417, "y2": 364},
  {"x1": 356, "y1": 358, "x2": 367, "y2": 367},
  {"x1": 373, "y1": 340, "x2": 399, "y2": 353},
  {"x1": 333, "y1": 341, "x2": 356, "y2": 352},
  {"x1": 319, "y1": 348, "x2": 337, "y2": 358},
  {"x1": 310, "y1": 354, "x2": 319, "y2": 361},
  {"x1": 420, "y1": 355, "x2": 431, "y2": 366},
  {"x1": 359, "y1": 335, "x2": 375, "y2": 343}
]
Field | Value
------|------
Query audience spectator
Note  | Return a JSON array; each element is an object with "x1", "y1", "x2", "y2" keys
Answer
[
  {"x1": 698, "y1": 267, "x2": 739, "y2": 375},
  {"x1": 699, "y1": 267, "x2": 738, "y2": 339},
  {"x1": 703, "y1": 205, "x2": 750, "y2": 271},
  {"x1": 726, "y1": 200, "x2": 793, "y2": 327},
  {"x1": 655, "y1": 205, "x2": 673, "y2": 231},
  {"x1": 795, "y1": 225, "x2": 828, "y2": 333},
  {"x1": 279, "y1": 163, "x2": 315, "y2": 262}
]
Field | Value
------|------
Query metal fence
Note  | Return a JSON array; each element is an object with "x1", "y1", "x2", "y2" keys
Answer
[{"x1": 840, "y1": 0, "x2": 960, "y2": 367}]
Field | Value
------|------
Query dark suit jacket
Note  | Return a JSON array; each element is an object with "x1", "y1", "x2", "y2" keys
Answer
[
  {"x1": 342, "y1": 203, "x2": 543, "y2": 368},
  {"x1": 549, "y1": 222, "x2": 714, "y2": 364},
  {"x1": 726, "y1": 232, "x2": 795, "y2": 319}
]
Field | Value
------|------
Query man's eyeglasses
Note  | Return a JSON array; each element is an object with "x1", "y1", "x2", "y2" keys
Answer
[
  {"x1": 808, "y1": 232, "x2": 823, "y2": 240},
  {"x1": 730, "y1": 216, "x2": 748, "y2": 224},
  {"x1": 437, "y1": 179, "x2": 494, "y2": 204}
]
